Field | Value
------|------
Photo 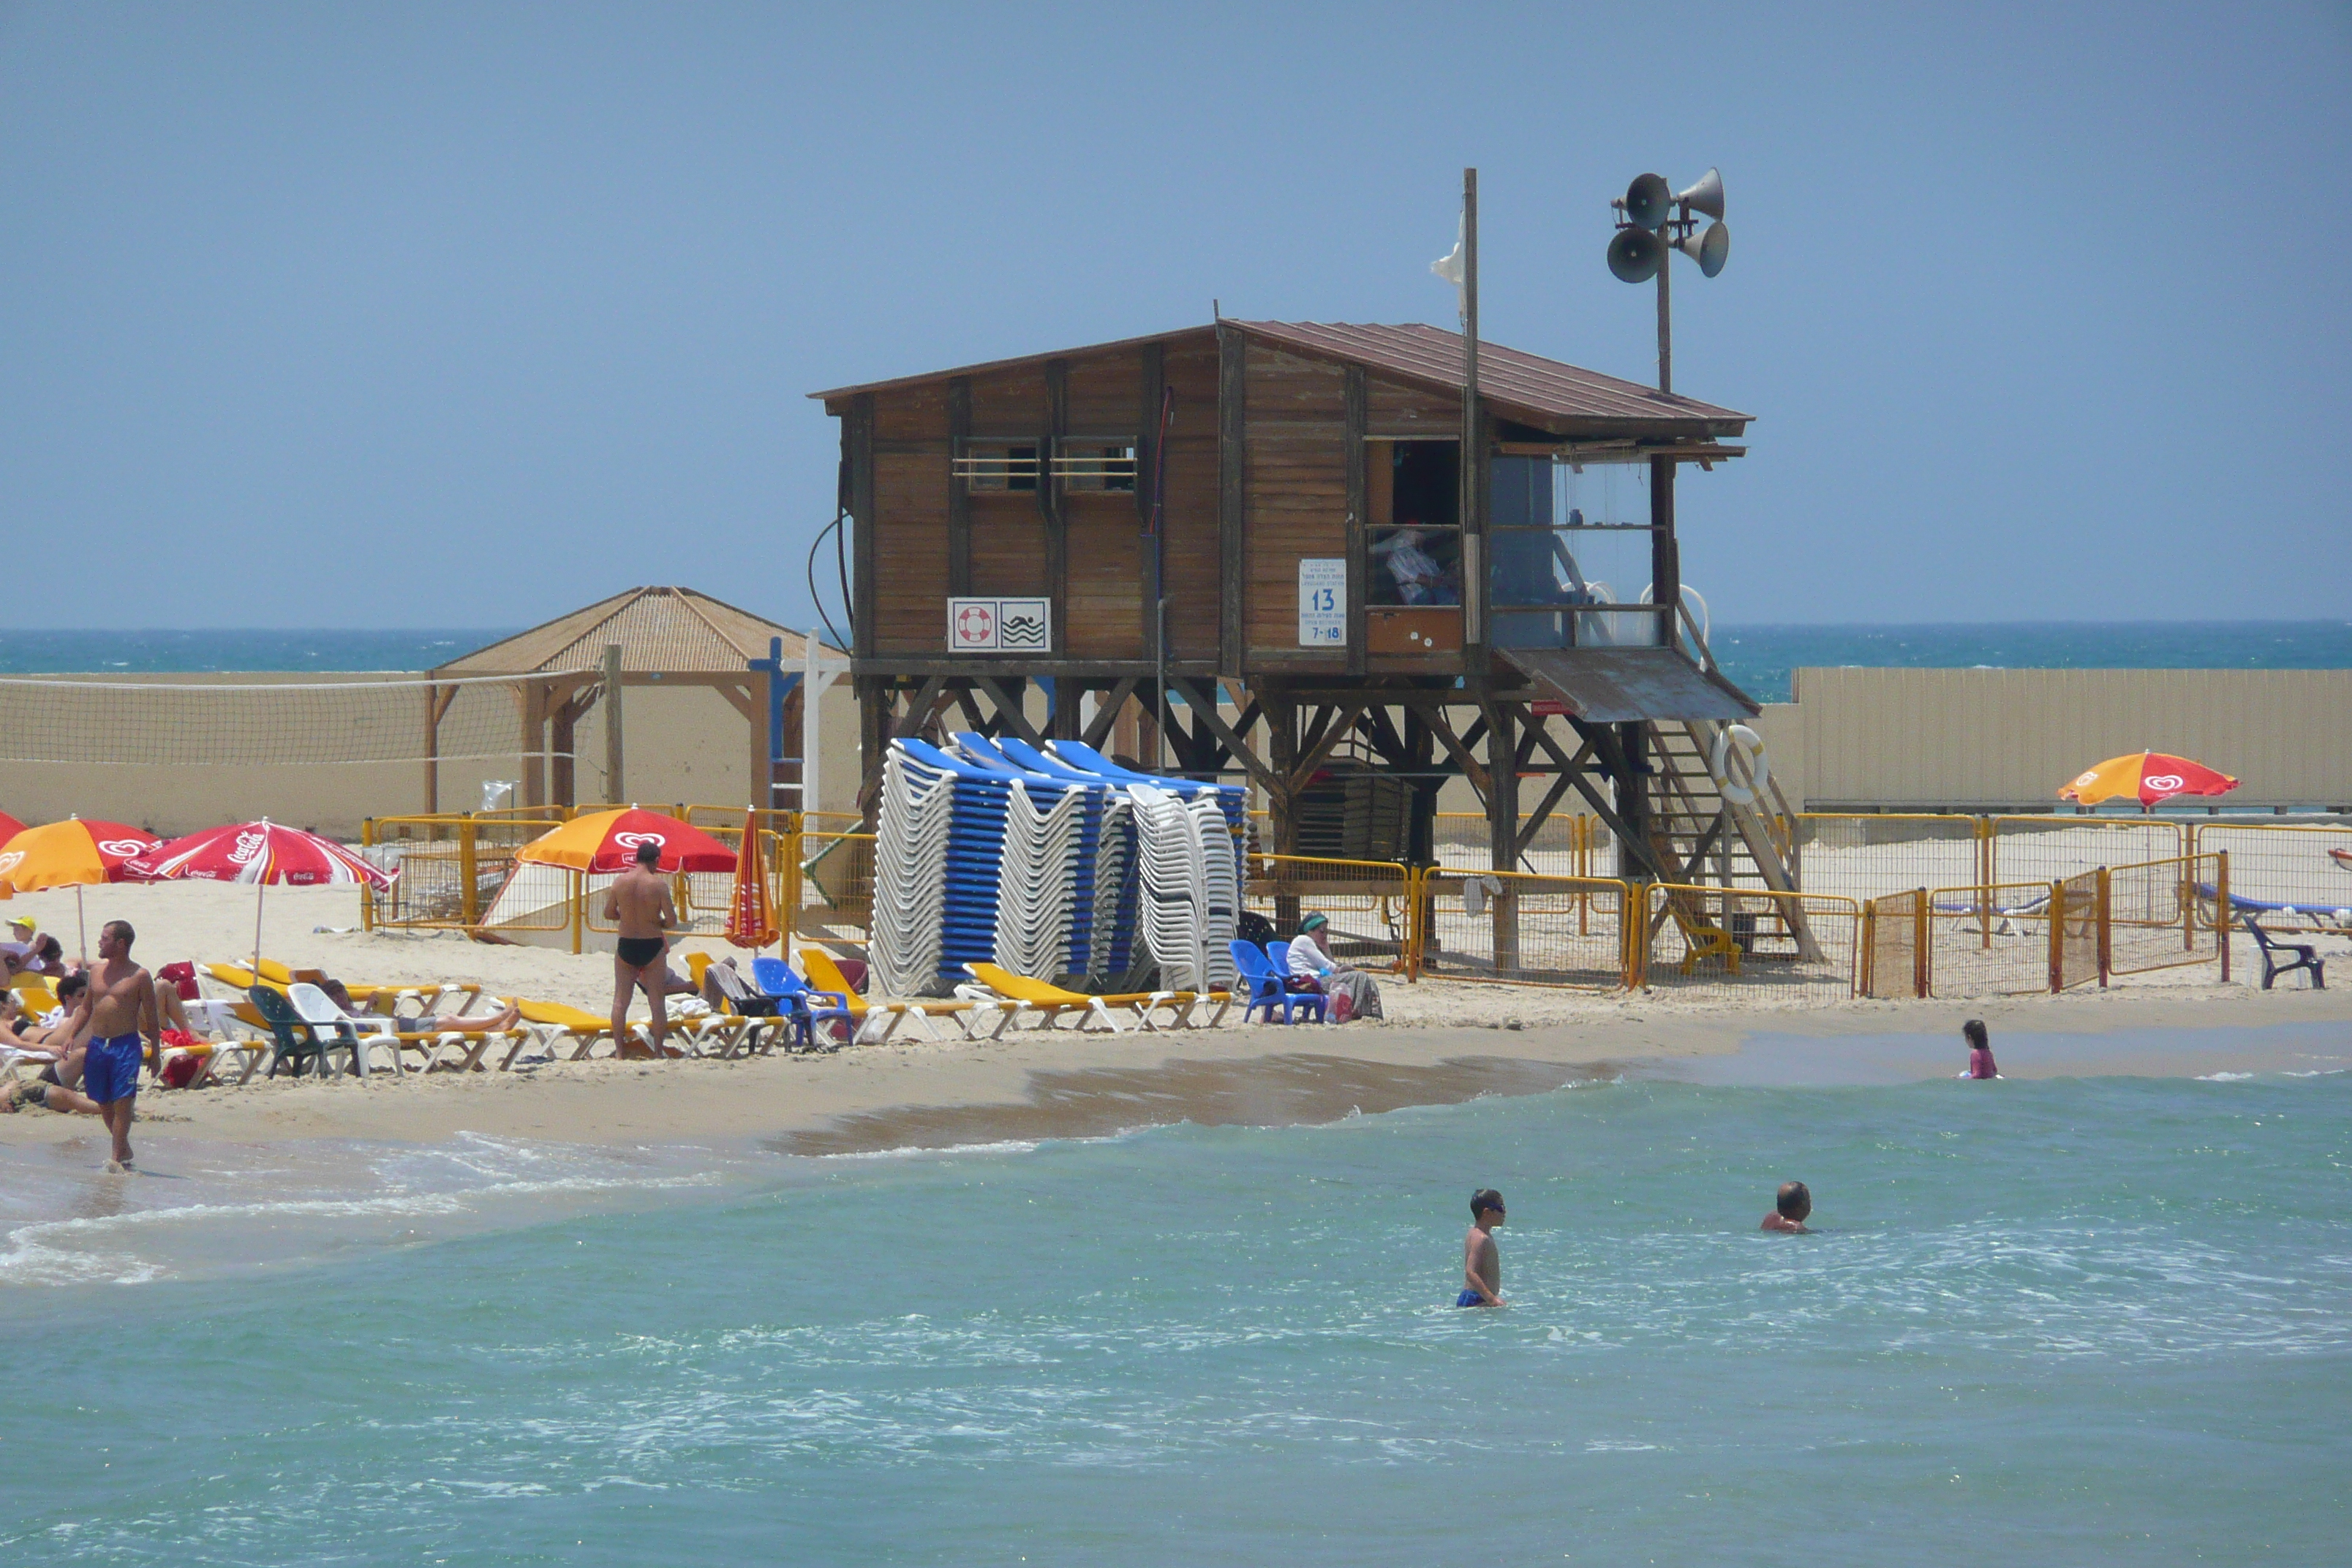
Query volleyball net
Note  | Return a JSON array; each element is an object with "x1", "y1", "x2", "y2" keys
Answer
[{"x1": 0, "y1": 672, "x2": 592, "y2": 768}]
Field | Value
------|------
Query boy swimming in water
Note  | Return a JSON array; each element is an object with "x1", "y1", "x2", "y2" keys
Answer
[
  {"x1": 1457, "y1": 1190, "x2": 1505, "y2": 1306},
  {"x1": 1761, "y1": 1180, "x2": 1812, "y2": 1233}
]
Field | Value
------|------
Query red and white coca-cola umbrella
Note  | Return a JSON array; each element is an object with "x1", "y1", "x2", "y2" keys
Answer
[{"x1": 129, "y1": 819, "x2": 394, "y2": 971}]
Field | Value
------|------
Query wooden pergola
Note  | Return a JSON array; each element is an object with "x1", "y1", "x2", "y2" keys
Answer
[{"x1": 426, "y1": 586, "x2": 832, "y2": 811}]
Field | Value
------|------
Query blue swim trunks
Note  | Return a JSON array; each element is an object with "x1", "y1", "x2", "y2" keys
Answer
[
  {"x1": 1455, "y1": 1289, "x2": 1488, "y2": 1308},
  {"x1": 82, "y1": 1033, "x2": 143, "y2": 1104}
]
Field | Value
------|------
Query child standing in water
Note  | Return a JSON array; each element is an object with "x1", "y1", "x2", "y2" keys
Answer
[
  {"x1": 1959, "y1": 1018, "x2": 1999, "y2": 1079},
  {"x1": 1457, "y1": 1190, "x2": 1506, "y2": 1306}
]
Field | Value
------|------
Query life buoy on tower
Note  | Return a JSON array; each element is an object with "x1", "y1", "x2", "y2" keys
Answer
[{"x1": 1710, "y1": 723, "x2": 1770, "y2": 806}]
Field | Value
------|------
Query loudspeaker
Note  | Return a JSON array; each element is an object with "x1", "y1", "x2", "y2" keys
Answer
[
  {"x1": 1676, "y1": 167, "x2": 1725, "y2": 221},
  {"x1": 1674, "y1": 219, "x2": 1730, "y2": 278},
  {"x1": 1607, "y1": 225, "x2": 1663, "y2": 284},
  {"x1": 1622, "y1": 173, "x2": 1673, "y2": 230}
]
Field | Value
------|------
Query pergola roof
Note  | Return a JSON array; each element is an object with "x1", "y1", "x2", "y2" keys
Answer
[{"x1": 434, "y1": 586, "x2": 835, "y2": 676}]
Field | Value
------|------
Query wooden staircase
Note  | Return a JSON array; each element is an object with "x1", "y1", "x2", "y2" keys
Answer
[{"x1": 1640, "y1": 717, "x2": 1822, "y2": 962}]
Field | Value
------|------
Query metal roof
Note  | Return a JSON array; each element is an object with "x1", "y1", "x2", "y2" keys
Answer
[
  {"x1": 434, "y1": 587, "x2": 837, "y2": 676},
  {"x1": 1231, "y1": 322, "x2": 1748, "y2": 434},
  {"x1": 808, "y1": 321, "x2": 1747, "y2": 436}
]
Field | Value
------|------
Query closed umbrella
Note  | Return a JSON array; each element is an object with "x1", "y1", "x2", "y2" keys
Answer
[
  {"x1": 2059, "y1": 752, "x2": 2239, "y2": 809},
  {"x1": 127, "y1": 819, "x2": 396, "y2": 973},
  {"x1": 0, "y1": 817, "x2": 165, "y2": 956},
  {"x1": 723, "y1": 808, "x2": 778, "y2": 950}
]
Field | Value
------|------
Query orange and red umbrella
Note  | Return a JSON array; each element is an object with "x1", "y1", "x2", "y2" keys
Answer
[
  {"x1": 2059, "y1": 752, "x2": 2239, "y2": 808},
  {"x1": 0, "y1": 813, "x2": 26, "y2": 848},
  {"x1": 723, "y1": 808, "x2": 778, "y2": 950},
  {"x1": 516, "y1": 808, "x2": 739, "y2": 874},
  {"x1": 0, "y1": 817, "x2": 165, "y2": 954}
]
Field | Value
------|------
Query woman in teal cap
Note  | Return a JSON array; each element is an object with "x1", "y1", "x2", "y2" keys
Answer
[{"x1": 1284, "y1": 912, "x2": 1384, "y2": 1021}]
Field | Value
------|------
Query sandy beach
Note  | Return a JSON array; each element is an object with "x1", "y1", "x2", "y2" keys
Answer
[{"x1": 3, "y1": 878, "x2": 2346, "y2": 1158}]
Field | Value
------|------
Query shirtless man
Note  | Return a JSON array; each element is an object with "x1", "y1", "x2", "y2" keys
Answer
[
  {"x1": 50, "y1": 921, "x2": 160, "y2": 1171},
  {"x1": 603, "y1": 839, "x2": 677, "y2": 1059},
  {"x1": 1761, "y1": 1180, "x2": 1812, "y2": 1233},
  {"x1": 1457, "y1": 1189, "x2": 1506, "y2": 1307}
]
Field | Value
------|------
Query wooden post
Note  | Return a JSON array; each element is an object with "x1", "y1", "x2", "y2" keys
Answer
[
  {"x1": 747, "y1": 669, "x2": 774, "y2": 811},
  {"x1": 849, "y1": 394, "x2": 877, "y2": 660},
  {"x1": 1486, "y1": 703, "x2": 1519, "y2": 973},
  {"x1": 423, "y1": 682, "x2": 440, "y2": 815},
  {"x1": 518, "y1": 682, "x2": 546, "y2": 808},
  {"x1": 1650, "y1": 456, "x2": 1678, "y2": 647},
  {"x1": 602, "y1": 644, "x2": 625, "y2": 807},
  {"x1": 1344, "y1": 365, "x2": 1368, "y2": 676}
]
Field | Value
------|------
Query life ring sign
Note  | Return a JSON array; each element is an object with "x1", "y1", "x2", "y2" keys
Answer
[{"x1": 1709, "y1": 723, "x2": 1771, "y2": 805}]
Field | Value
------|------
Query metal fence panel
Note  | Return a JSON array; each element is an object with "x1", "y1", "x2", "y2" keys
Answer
[
  {"x1": 2056, "y1": 870, "x2": 2104, "y2": 991},
  {"x1": 1245, "y1": 856, "x2": 1417, "y2": 975},
  {"x1": 2108, "y1": 853, "x2": 2227, "y2": 978},
  {"x1": 1798, "y1": 814, "x2": 1984, "y2": 903},
  {"x1": 1861, "y1": 889, "x2": 1927, "y2": 999},
  {"x1": 1420, "y1": 870, "x2": 1633, "y2": 988},
  {"x1": 1991, "y1": 816, "x2": 2183, "y2": 887},
  {"x1": 1639, "y1": 885, "x2": 1858, "y2": 1003},
  {"x1": 791, "y1": 830, "x2": 875, "y2": 941},
  {"x1": 2191, "y1": 822, "x2": 2352, "y2": 934}
]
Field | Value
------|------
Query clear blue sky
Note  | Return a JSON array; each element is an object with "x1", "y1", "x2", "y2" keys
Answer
[{"x1": 4, "y1": 3, "x2": 2345, "y2": 632}]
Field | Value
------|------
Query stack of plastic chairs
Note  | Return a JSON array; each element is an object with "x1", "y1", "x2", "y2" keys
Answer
[
  {"x1": 1127, "y1": 783, "x2": 1213, "y2": 992},
  {"x1": 870, "y1": 742, "x2": 960, "y2": 996},
  {"x1": 950, "y1": 734, "x2": 1109, "y2": 980}
]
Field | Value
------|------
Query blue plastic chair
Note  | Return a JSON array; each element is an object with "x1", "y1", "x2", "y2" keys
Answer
[
  {"x1": 1263, "y1": 941, "x2": 1331, "y2": 1023},
  {"x1": 750, "y1": 955, "x2": 857, "y2": 1050},
  {"x1": 1229, "y1": 940, "x2": 1324, "y2": 1024}
]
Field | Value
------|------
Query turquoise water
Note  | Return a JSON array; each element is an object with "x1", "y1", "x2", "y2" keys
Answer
[
  {"x1": 4, "y1": 1059, "x2": 2347, "y2": 1564},
  {"x1": 0, "y1": 622, "x2": 2342, "y2": 702}
]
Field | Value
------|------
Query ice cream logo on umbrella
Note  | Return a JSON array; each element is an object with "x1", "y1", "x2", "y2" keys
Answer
[
  {"x1": 2144, "y1": 774, "x2": 2185, "y2": 793},
  {"x1": 0, "y1": 852, "x2": 20, "y2": 878},
  {"x1": 2070, "y1": 769, "x2": 2100, "y2": 789},
  {"x1": 614, "y1": 832, "x2": 667, "y2": 852},
  {"x1": 96, "y1": 839, "x2": 148, "y2": 858}
]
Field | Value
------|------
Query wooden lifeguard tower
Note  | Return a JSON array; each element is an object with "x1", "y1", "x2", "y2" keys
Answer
[{"x1": 808, "y1": 317, "x2": 1801, "y2": 938}]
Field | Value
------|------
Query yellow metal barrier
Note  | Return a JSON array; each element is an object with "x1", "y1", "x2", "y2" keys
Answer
[
  {"x1": 1418, "y1": 867, "x2": 1635, "y2": 989},
  {"x1": 361, "y1": 814, "x2": 570, "y2": 935},
  {"x1": 1797, "y1": 814, "x2": 1986, "y2": 904},
  {"x1": 1244, "y1": 854, "x2": 1417, "y2": 976},
  {"x1": 1860, "y1": 889, "x2": 1929, "y2": 999},
  {"x1": 2109, "y1": 852, "x2": 2228, "y2": 981},
  {"x1": 1638, "y1": 885, "x2": 1860, "y2": 1001},
  {"x1": 1990, "y1": 815, "x2": 2183, "y2": 888},
  {"x1": 1431, "y1": 812, "x2": 1594, "y2": 878},
  {"x1": 789, "y1": 829, "x2": 875, "y2": 941},
  {"x1": 2190, "y1": 822, "x2": 2349, "y2": 935}
]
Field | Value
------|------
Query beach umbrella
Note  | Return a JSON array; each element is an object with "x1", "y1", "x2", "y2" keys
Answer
[
  {"x1": 723, "y1": 808, "x2": 779, "y2": 950},
  {"x1": 514, "y1": 807, "x2": 739, "y2": 874},
  {"x1": 2059, "y1": 751, "x2": 2239, "y2": 808},
  {"x1": 127, "y1": 818, "x2": 395, "y2": 973},
  {"x1": 0, "y1": 818, "x2": 165, "y2": 954}
]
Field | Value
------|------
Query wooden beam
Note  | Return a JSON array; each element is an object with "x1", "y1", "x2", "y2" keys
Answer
[
  {"x1": 1172, "y1": 679, "x2": 1282, "y2": 795},
  {"x1": 1403, "y1": 698, "x2": 1490, "y2": 796},
  {"x1": 889, "y1": 675, "x2": 949, "y2": 742},
  {"x1": 1082, "y1": 676, "x2": 1139, "y2": 750},
  {"x1": 951, "y1": 685, "x2": 992, "y2": 736},
  {"x1": 1289, "y1": 701, "x2": 1367, "y2": 789},
  {"x1": 1139, "y1": 344, "x2": 1165, "y2": 666},
  {"x1": 976, "y1": 677, "x2": 1045, "y2": 747},
  {"x1": 1217, "y1": 323, "x2": 1246, "y2": 675}
]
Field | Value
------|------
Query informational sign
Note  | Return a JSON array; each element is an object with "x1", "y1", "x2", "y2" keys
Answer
[
  {"x1": 1297, "y1": 559, "x2": 1346, "y2": 647},
  {"x1": 949, "y1": 597, "x2": 1052, "y2": 653}
]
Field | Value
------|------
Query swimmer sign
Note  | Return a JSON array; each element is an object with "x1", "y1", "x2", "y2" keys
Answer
[
  {"x1": 948, "y1": 597, "x2": 1051, "y2": 654},
  {"x1": 1297, "y1": 558, "x2": 1346, "y2": 646}
]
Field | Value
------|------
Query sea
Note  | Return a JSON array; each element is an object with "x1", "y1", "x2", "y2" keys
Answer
[
  {"x1": 0, "y1": 621, "x2": 2342, "y2": 704},
  {"x1": 2, "y1": 1028, "x2": 2348, "y2": 1564}
]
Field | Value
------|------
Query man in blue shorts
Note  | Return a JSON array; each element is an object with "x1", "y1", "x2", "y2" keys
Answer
[
  {"x1": 1457, "y1": 1189, "x2": 1506, "y2": 1307},
  {"x1": 50, "y1": 920, "x2": 161, "y2": 1172}
]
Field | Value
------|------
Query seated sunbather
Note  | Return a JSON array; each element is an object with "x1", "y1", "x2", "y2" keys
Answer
[
  {"x1": 1286, "y1": 913, "x2": 1384, "y2": 1021},
  {"x1": 19, "y1": 935, "x2": 67, "y2": 978}
]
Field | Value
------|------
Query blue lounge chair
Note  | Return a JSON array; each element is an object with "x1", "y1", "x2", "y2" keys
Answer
[
  {"x1": 1230, "y1": 939, "x2": 1324, "y2": 1024},
  {"x1": 750, "y1": 955, "x2": 858, "y2": 1050}
]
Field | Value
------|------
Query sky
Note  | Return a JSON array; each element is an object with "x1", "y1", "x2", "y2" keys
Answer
[{"x1": 3, "y1": 2, "x2": 2346, "y2": 633}]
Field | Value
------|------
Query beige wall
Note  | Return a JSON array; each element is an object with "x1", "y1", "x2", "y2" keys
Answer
[
  {"x1": 0, "y1": 671, "x2": 860, "y2": 839},
  {"x1": 1786, "y1": 668, "x2": 2351, "y2": 811}
]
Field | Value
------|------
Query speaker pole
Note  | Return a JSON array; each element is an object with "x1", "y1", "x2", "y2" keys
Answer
[
  {"x1": 1460, "y1": 166, "x2": 1482, "y2": 650},
  {"x1": 1655, "y1": 214, "x2": 1673, "y2": 394}
]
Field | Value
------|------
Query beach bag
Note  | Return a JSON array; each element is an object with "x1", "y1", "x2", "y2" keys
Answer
[{"x1": 159, "y1": 1048, "x2": 203, "y2": 1088}]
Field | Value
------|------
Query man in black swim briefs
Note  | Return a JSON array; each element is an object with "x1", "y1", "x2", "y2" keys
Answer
[{"x1": 603, "y1": 838, "x2": 679, "y2": 1059}]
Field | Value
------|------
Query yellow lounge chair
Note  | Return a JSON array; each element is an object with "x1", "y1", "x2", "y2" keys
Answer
[
  {"x1": 495, "y1": 998, "x2": 752, "y2": 1069},
  {"x1": 959, "y1": 962, "x2": 1221, "y2": 1034},
  {"x1": 794, "y1": 948, "x2": 1011, "y2": 1044}
]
